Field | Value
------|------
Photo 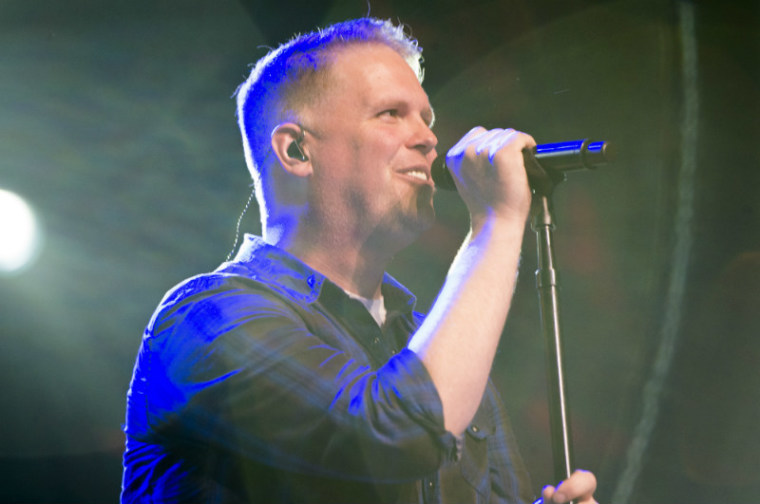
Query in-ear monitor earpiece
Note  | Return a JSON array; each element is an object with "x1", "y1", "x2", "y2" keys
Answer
[{"x1": 288, "y1": 140, "x2": 308, "y2": 161}]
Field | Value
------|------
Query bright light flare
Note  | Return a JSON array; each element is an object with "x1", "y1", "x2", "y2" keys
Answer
[{"x1": 0, "y1": 188, "x2": 42, "y2": 273}]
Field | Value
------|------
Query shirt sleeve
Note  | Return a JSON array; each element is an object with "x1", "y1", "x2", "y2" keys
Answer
[{"x1": 132, "y1": 276, "x2": 459, "y2": 483}]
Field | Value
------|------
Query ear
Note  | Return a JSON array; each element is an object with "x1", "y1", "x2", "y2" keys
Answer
[{"x1": 271, "y1": 123, "x2": 312, "y2": 178}]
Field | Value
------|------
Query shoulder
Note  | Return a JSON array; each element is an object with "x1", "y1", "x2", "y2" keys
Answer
[{"x1": 146, "y1": 269, "x2": 307, "y2": 343}]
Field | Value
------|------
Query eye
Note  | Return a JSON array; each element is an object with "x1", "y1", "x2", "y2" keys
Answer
[{"x1": 379, "y1": 109, "x2": 399, "y2": 118}]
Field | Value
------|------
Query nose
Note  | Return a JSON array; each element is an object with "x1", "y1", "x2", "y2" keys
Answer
[{"x1": 409, "y1": 117, "x2": 438, "y2": 155}]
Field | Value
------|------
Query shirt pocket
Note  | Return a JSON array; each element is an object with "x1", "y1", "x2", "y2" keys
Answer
[
  {"x1": 438, "y1": 406, "x2": 494, "y2": 504},
  {"x1": 459, "y1": 415, "x2": 493, "y2": 501}
]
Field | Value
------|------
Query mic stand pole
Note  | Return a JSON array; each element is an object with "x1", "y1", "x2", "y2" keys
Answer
[{"x1": 527, "y1": 155, "x2": 575, "y2": 490}]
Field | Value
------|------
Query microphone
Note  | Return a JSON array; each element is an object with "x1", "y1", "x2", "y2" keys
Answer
[{"x1": 432, "y1": 139, "x2": 615, "y2": 191}]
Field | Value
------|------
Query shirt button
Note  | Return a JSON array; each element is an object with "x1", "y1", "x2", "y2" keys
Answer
[
  {"x1": 427, "y1": 481, "x2": 435, "y2": 488},
  {"x1": 471, "y1": 424, "x2": 480, "y2": 433}
]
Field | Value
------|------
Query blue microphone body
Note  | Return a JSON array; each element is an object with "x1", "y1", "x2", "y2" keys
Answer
[{"x1": 432, "y1": 139, "x2": 614, "y2": 191}]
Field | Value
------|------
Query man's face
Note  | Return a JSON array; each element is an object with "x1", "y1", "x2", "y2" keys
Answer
[{"x1": 302, "y1": 43, "x2": 438, "y2": 248}]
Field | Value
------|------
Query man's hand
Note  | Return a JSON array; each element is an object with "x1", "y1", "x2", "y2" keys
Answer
[
  {"x1": 540, "y1": 470, "x2": 598, "y2": 504},
  {"x1": 444, "y1": 126, "x2": 535, "y2": 225}
]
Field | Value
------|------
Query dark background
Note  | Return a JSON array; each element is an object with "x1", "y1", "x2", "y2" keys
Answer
[{"x1": 1, "y1": 0, "x2": 758, "y2": 502}]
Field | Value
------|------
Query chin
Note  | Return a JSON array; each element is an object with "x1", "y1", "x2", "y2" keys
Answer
[
  {"x1": 374, "y1": 188, "x2": 436, "y2": 247},
  {"x1": 399, "y1": 198, "x2": 436, "y2": 241},
  {"x1": 415, "y1": 187, "x2": 436, "y2": 228}
]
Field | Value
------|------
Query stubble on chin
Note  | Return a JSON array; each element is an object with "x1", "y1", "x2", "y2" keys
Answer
[{"x1": 415, "y1": 185, "x2": 436, "y2": 230}]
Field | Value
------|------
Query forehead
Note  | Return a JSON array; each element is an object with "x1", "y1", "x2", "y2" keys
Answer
[
  {"x1": 329, "y1": 42, "x2": 419, "y2": 79},
  {"x1": 320, "y1": 43, "x2": 432, "y2": 109}
]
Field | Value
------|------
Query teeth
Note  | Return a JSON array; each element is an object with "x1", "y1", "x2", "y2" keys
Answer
[{"x1": 405, "y1": 170, "x2": 428, "y2": 181}]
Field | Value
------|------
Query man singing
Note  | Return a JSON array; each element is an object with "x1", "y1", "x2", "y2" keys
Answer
[{"x1": 122, "y1": 17, "x2": 597, "y2": 503}]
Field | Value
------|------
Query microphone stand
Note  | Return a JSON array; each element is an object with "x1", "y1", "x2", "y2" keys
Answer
[
  {"x1": 432, "y1": 140, "x2": 614, "y2": 494},
  {"x1": 526, "y1": 153, "x2": 576, "y2": 489}
]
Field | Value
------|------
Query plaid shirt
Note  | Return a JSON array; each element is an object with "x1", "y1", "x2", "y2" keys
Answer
[{"x1": 122, "y1": 235, "x2": 532, "y2": 503}]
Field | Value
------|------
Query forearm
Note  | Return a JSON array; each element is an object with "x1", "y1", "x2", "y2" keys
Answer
[{"x1": 408, "y1": 211, "x2": 526, "y2": 435}]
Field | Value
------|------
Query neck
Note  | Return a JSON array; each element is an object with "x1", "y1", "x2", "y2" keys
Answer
[{"x1": 265, "y1": 219, "x2": 396, "y2": 300}]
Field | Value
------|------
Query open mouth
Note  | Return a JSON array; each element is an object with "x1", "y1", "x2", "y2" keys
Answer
[
  {"x1": 404, "y1": 169, "x2": 428, "y2": 181},
  {"x1": 397, "y1": 167, "x2": 432, "y2": 185}
]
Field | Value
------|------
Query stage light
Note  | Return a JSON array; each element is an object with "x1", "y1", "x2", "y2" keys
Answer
[{"x1": 0, "y1": 188, "x2": 42, "y2": 273}]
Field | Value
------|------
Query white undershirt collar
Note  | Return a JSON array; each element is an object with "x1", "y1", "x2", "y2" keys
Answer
[{"x1": 345, "y1": 290, "x2": 387, "y2": 327}]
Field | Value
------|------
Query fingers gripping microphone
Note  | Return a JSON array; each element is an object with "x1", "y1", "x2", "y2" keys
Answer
[{"x1": 432, "y1": 139, "x2": 614, "y2": 193}]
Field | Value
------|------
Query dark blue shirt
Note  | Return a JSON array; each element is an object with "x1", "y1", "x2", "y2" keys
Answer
[{"x1": 122, "y1": 235, "x2": 532, "y2": 503}]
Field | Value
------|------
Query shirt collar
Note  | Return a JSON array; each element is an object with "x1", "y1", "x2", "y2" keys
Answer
[{"x1": 225, "y1": 234, "x2": 417, "y2": 313}]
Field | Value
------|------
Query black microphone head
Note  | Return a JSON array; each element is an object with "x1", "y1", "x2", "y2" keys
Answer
[
  {"x1": 585, "y1": 140, "x2": 615, "y2": 166},
  {"x1": 431, "y1": 158, "x2": 457, "y2": 191}
]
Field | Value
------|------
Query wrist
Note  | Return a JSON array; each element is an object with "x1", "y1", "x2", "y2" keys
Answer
[{"x1": 470, "y1": 207, "x2": 529, "y2": 236}]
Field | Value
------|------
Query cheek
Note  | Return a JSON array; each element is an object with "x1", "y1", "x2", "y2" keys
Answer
[
  {"x1": 321, "y1": 127, "x2": 400, "y2": 191},
  {"x1": 349, "y1": 143, "x2": 393, "y2": 186}
]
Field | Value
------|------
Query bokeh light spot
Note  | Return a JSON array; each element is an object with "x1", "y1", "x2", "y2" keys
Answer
[{"x1": 0, "y1": 188, "x2": 42, "y2": 273}]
